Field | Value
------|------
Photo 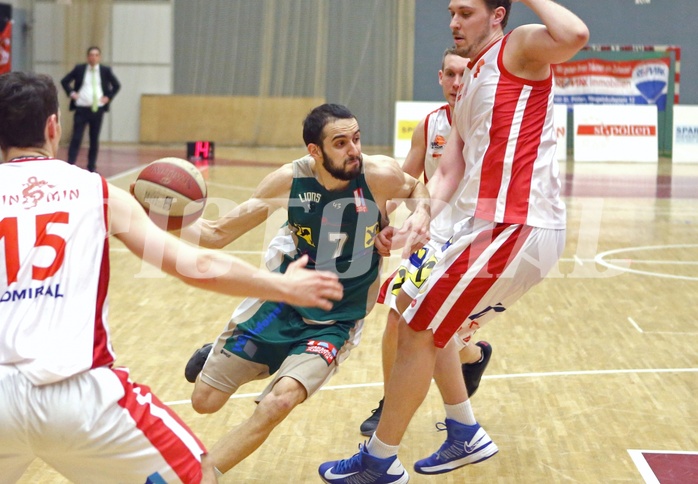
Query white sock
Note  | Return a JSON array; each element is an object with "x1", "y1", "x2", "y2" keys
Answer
[
  {"x1": 366, "y1": 433, "x2": 399, "y2": 459},
  {"x1": 444, "y1": 400, "x2": 477, "y2": 426}
]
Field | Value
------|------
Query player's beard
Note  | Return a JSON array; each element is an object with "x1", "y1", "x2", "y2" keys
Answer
[
  {"x1": 454, "y1": 27, "x2": 495, "y2": 59},
  {"x1": 321, "y1": 148, "x2": 362, "y2": 181}
]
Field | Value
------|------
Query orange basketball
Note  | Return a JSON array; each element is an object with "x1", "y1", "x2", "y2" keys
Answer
[{"x1": 133, "y1": 157, "x2": 207, "y2": 230}]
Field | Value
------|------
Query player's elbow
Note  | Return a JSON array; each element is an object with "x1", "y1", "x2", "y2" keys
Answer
[
  {"x1": 168, "y1": 250, "x2": 226, "y2": 288},
  {"x1": 552, "y1": 24, "x2": 589, "y2": 63},
  {"x1": 571, "y1": 25, "x2": 590, "y2": 50},
  {"x1": 563, "y1": 23, "x2": 589, "y2": 52}
]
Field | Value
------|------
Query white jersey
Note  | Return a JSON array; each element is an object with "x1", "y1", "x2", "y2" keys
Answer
[
  {"x1": 0, "y1": 158, "x2": 114, "y2": 385},
  {"x1": 452, "y1": 34, "x2": 566, "y2": 229},
  {"x1": 422, "y1": 104, "x2": 467, "y2": 244},
  {"x1": 423, "y1": 104, "x2": 452, "y2": 183}
]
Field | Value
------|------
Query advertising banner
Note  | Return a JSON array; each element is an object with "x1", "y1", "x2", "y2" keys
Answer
[
  {"x1": 393, "y1": 101, "x2": 444, "y2": 159},
  {"x1": 554, "y1": 58, "x2": 671, "y2": 111},
  {"x1": 672, "y1": 105, "x2": 698, "y2": 163},
  {"x1": 573, "y1": 104, "x2": 658, "y2": 162},
  {"x1": 395, "y1": 103, "x2": 569, "y2": 162}
]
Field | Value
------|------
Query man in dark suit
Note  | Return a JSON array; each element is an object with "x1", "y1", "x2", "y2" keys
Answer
[{"x1": 60, "y1": 46, "x2": 120, "y2": 172}]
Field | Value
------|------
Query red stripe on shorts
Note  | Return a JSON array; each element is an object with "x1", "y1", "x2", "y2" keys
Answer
[
  {"x1": 113, "y1": 368, "x2": 205, "y2": 483},
  {"x1": 411, "y1": 224, "x2": 531, "y2": 347},
  {"x1": 377, "y1": 269, "x2": 398, "y2": 304}
]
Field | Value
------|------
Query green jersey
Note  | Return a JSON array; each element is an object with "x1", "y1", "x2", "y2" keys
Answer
[{"x1": 278, "y1": 156, "x2": 382, "y2": 323}]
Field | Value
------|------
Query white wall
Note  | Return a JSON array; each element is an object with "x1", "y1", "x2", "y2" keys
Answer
[
  {"x1": 33, "y1": 2, "x2": 65, "y2": 80},
  {"x1": 110, "y1": 2, "x2": 172, "y2": 142},
  {"x1": 32, "y1": 0, "x2": 173, "y2": 144}
]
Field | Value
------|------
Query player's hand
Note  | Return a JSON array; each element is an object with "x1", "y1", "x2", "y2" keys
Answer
[
  {"x1": 393, "y1": 207, "x2": 431, "y2": 259},
  {"x1": 282, "y1": 255, "x2": 343, "y2": 310},
  {"x1": 375, "y1": 226, "x2": 395, "y2": 257},
  {"x1": 200, "y1": 454, "x2": 219, "y2": 484}
]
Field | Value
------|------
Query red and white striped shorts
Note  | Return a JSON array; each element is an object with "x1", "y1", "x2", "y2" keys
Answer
[{"x1": 381, "y1": 218, "x2": 565, "y2": 348}]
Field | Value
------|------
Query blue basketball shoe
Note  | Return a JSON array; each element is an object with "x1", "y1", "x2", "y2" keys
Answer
[
  {"x1": 414, "y1": 419, "x2": 498, "y2": 475},
  {"x1": 319, "y1": 443, "x2": 409, "y2": 484}
]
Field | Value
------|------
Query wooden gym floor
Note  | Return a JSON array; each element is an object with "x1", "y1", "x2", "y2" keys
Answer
[{"x1": 17, "y1": 144, "x2": 698, "y2": 483}]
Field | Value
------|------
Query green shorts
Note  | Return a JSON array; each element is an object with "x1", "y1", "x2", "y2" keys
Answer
[
  {"x1": 200, "y1": 298, "x2": 361, "y2": 399},
  {"x1": 224, "y1": 300, "x2": 356, "y2": 372}
]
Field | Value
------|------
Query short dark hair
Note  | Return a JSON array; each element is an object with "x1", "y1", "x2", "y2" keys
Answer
[
  {"x1": 441, "y1": 45, "x2": 464, "y2": 69},
  {"x1": 87, "y1": 46, "x2": 101, "y2": 55},
  {"x1": 0, "y1": 72, "x2": 59, "y2": 151},
  {"x1": 485, "y1": 0, "x2": 511, "y2": 29},
  {"x1": 302, "y1": 103, "x2": 356, "y2": 146}
]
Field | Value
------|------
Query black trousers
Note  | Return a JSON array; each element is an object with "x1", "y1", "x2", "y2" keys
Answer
[{"x1": 67, "y1": 107, "x2": 105, "y2": 172}]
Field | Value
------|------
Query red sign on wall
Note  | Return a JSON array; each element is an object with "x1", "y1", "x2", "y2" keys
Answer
[
  {"x1": 0, "y1": 21, "x2": 11, "y2": 75},
  {"x1": 186, "y1": 141, "x2": 214, "y2": 162}
]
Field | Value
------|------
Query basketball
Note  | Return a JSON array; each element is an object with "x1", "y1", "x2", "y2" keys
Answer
[{"x1": 133, "y1": 157, "x2": 207, "y2": 230}]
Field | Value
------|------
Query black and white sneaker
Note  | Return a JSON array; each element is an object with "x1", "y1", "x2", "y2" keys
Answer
[
  {"x1": 359, "y1": 398, "x2": 384, "y2": 436},
  {"x1": 184, "y1": 343, "x2": 212, "y2": 383},
  {"x1": 462, "y1": 341, "x2": 492, "y2": 397}
]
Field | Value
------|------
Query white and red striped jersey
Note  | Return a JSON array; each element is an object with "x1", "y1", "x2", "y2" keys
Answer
[
  {"x1": 452, "y1": 34, "x2": 566, "y2": 230},
  {"x1": 0, "y1": 158, "x2": 114, "y2": 385},
  {"x1": 423, "y1": 104, "x2": 452, "y2": 184}
]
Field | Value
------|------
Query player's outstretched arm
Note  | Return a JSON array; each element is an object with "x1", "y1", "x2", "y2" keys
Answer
[
  {"x1": 110, "y1": 184, "x2": 342, "y2": 308},
  {"x1": 179, "y1": 164, "x2": 293, "y2": 249}
]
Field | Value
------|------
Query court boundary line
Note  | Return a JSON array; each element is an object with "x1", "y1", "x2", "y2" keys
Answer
[
  {"x1": 628, "y1": 449, "x2": 661, "y2": 484},
  {"x1": 163, "y1": 367, "x2": 698, "y2": 407},
  {"x1": 627, "y1": 449, "x2": 698, "y2": 484},
  {"x1": 595, "y1": 244, "x2": 698, "y2": 281},
  {"x1": 109, "y1": 246, "x2": 691, "y2": 269},
  {"x1": 106, "y1": 166, "x2": 143, "y2": 181},
  {"x1": 627, "y1": 316, "x2": 697, "y2": 335}
]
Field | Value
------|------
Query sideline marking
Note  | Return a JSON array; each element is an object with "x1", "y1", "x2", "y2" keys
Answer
[
  {"x1": 111, "y1": 247, "x2": 262, "y2": 256},
  {"x1": 103, "y1": 248, "x2": 642, "y2": 267},
  {"x1": 206, "y1": 181, "x2": 255, "y2": 191},
  {"x1": 628, "y1": 449, "x2": 698, "y2": 484},
  {"x1": 163, "y1": 367, "x2": 698, "y2": 407},
  {"x1": 106, "y1": 166, "x2": 143, "y2": 181},
  {"x1": 628, "y1": 317, "x2": 644, "y2": 333},
  {"x1": 627, "y1": 317, "x2": 697, "y2": 335}
]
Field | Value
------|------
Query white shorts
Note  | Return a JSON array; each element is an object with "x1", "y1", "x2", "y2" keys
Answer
[
  {"x1": 0, "y1": 365, "x2": 205, "y2": 484},
  {"x1": 389, "y1": 219, "x2": 565, "y2": 348}
]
